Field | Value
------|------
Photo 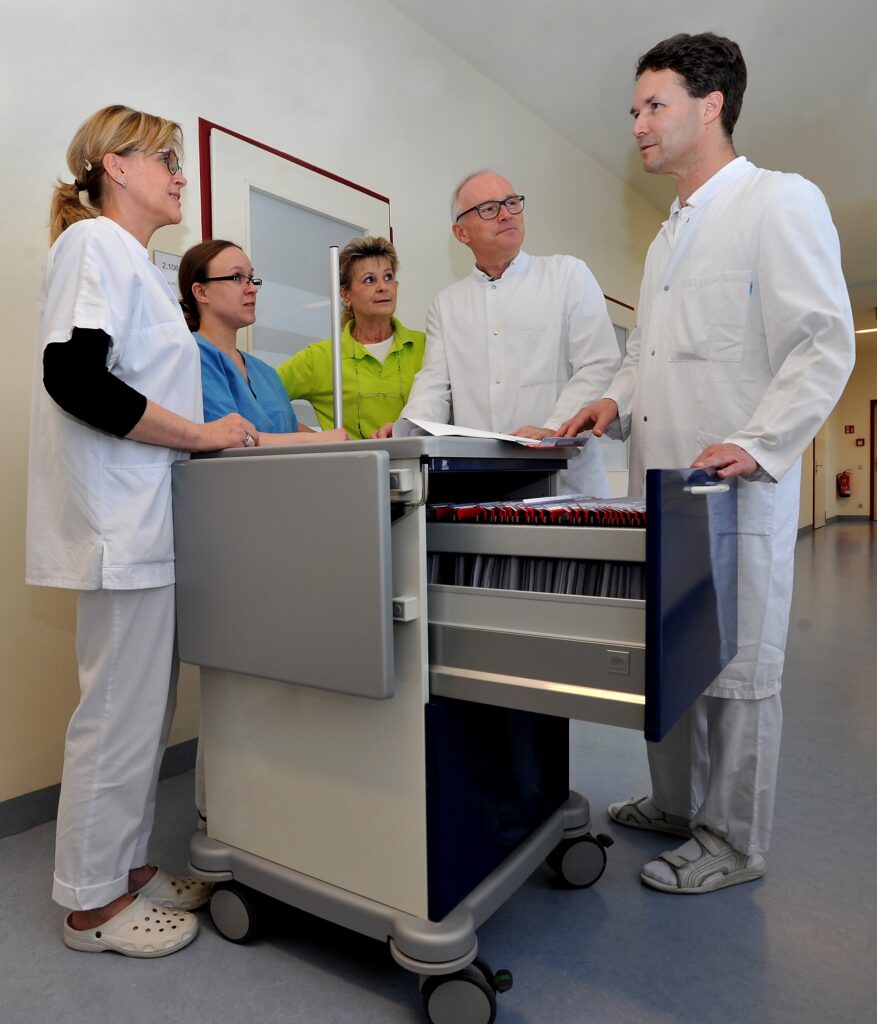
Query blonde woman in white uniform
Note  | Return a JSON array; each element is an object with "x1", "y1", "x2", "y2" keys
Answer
[{"x1": 26, "y1": 105, "x2": 257, "y2": 957}]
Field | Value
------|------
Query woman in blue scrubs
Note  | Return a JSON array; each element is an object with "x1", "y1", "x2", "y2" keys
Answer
[{"x1": 178, "y1": 240, "x2": 349, "y2": 445}]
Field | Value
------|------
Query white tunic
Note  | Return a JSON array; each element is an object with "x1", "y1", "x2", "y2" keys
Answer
[
  {"x1": 607, "y1": 158, "x2": 855, "y2": 697},
  {"x1": 26, "y1": 216, "x2": 202, "y2": 591},
  {"x1": 401, "y1": 252, "x2": 621, "y2": 496}
]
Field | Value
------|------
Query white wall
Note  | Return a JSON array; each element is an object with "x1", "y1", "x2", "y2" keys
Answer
[{"x1": 0, "y1": 0, "x2": 661, "y2": 802}]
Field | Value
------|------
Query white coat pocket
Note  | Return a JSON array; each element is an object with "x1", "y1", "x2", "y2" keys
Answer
[
  {"x1": 519, "y1": 317, "x2": 565, "y2": 385},
  {"x1": 735, "y1": 476, "x2": 777, "y2": 537},
  {"x1": 672, "y1": 271, "x2": 752, "y2": 363},
  {"x1": 100, "y1": 462, "x2": 174, "y2": 575}
]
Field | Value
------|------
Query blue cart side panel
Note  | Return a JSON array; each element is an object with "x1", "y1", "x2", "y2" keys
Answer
[
  {"x1": 424, "y1": 698, "x2": 569, "y2": 922},
  {"x1": 645, "y1": 469, "x2": 738, "y2": 742}
]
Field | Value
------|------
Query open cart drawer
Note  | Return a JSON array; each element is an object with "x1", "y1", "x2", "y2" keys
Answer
[{"x1": 426, "y1": 469, "x2": 737, "y2": 742}]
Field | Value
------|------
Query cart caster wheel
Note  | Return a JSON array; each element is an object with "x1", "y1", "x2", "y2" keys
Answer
[
  {"x1": 547, "y1": 832, "x2": 611, "y2": 888},
  {"x1": 422, "y1": 966, "x2": 497, "y2": 1024},
  {"x1": 209, "y1": 883, "x2": 259, "y2": 944},
  {"x1": 472, "y1": 956, "x2": 514, "y2": 994}
]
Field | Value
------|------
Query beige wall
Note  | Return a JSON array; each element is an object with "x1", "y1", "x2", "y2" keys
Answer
[
  {"x1": 799, "y1": 440, "x2": 815, "y2": 530},
  {"x1": 801, "y1": 344, "x2": 877, "y2": 529},
  {"x1": 0, "y1": 0, "x2": 660, "y2": 803},
  {"x1": 830, "y1": 343, "x2": 877, "y2": 518}
]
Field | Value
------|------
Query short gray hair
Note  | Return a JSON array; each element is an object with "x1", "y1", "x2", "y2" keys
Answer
[{"x1": 450, "y1": 168, "x2": 498, "y2": 221}]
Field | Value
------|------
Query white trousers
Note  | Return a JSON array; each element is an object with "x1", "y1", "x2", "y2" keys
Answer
[
  {"x1": 53, "y1": 586, "x2": 178, "y2": 911},
  {"x1": 647, "y1": 693, "x2": 782, "y2": 856}
]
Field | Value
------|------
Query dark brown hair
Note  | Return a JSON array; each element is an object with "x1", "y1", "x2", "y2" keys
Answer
[
  {"x1": 178, "y1": 239, "x2": 241, "y2": 331},
  {"x1": 636, "y1": 33, "x2": 747, "y2": 138}
]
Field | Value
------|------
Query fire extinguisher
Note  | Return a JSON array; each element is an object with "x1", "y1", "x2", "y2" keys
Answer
[{"x1": 836, "y1": 470, "x2": 852, "y2": 498}]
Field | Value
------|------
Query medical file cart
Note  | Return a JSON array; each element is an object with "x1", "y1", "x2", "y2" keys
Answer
[{"x1": 172, "y1": 438, "x2": 737, "y2": 1024}]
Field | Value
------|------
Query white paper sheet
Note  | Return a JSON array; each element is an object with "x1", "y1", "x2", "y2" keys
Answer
[{"x1": 393, "y1": 418, "x2": 588, "y2": 447}]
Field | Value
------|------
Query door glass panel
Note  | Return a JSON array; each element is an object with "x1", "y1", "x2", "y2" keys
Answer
[{"x1": 249, "y1": 189, "x2": 363, "y2": 369}]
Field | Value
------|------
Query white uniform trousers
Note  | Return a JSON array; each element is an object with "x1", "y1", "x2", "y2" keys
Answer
[
  {"x1": 53, "y1": 586, "x2": 179, "y2": 910},
  {"x1": 647, "y1": 693, "x2": 782, "y2": 857}
]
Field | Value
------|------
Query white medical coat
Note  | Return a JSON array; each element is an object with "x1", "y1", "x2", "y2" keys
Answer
[
  {"x1": 26, "y1": 216, "x2": 202, "y2": 591},
  {"x1": 607, "y1": 158, "x2": 855, "y2": 697},
  {"x1": 401, "y1": 252, "x2": 621, "y2": 496}
]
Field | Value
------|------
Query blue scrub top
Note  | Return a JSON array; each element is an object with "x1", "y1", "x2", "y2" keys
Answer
[{"x1": 195, "y1": 332, "x2": 297, "y2": 434}]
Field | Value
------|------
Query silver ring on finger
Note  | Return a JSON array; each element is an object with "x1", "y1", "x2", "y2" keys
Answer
[{"x1": 244, "y1": 433, "x2": 255, "y2": 447}]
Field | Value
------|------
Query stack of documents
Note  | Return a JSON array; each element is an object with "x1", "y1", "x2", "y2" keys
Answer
[
  {"x1": 426, "y1": 553, "x2": 645, "y2": 599},
  {"x1": 425, "y1": 495, "x2": 646, "y2": 598},
  {"x1": 427, "y1": 495, "x2": 646, "y2": 527}
]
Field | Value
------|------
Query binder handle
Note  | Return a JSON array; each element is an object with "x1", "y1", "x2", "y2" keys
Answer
[{"x1": 685, "y1": 483, "x2": 730, "y2": 495}]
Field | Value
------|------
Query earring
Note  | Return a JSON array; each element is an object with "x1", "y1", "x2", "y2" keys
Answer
[{"x1": 116, "y1": 178, "x2": 127, "y2": 189}]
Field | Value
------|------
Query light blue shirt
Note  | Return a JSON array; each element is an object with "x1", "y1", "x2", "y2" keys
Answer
[{"x1": 195, "y1": 333, "x2": 297, "y2": 433}]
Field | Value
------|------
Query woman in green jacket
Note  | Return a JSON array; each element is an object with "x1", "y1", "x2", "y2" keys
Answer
[{"x1": 275, "y1": 236, "x2": 425, "y2": 438}]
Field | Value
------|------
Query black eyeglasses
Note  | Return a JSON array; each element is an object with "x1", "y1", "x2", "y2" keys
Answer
[
  {"x1": 456, "y1": 195, "x2": 525, "y2": 222},
  {"x1": 200, "y1": 274, "x2": 263, "y2": 289},
  {"x1": 157, "y1": 149, "x2": 183, "y2": 176}
]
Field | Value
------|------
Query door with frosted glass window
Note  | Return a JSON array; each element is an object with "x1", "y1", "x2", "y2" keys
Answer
[{"x1": 206, "y1": 126, "x2": 391, "y2": 426}]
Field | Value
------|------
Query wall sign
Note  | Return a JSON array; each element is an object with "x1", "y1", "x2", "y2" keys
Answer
[{"x1": 153, "y1": 250, "x2": 181, "y2": 297}]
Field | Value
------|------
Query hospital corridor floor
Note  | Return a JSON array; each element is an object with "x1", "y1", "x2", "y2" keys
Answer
[{"x1": 2, "y1": 521, "x2": 875, "y2": 1024}]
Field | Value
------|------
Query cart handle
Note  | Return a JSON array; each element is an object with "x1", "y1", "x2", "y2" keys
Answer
[{"x1": 685, "y1": 483, "x2": 731, "y2": 495}]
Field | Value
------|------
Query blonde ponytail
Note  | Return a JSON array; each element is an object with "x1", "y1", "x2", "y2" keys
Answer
[{"x1": 49, "y1": 179, "x2": 97, "y2": 244}]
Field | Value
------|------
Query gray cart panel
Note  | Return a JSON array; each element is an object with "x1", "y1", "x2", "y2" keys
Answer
[{"x1": 172, "y1": 449, "x2": 394, "y2": 699}]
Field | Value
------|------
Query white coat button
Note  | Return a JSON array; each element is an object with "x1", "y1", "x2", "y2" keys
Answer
[
  {"x1": 643, "y1": 415, "x2": 648, "y2": 421},
  {"x1": 493, "y1": 330, "x2": 499, "y2": 336},
  {"x1": 663, "y1": 285, "x2": 670, "y2": 291},
  {"x1": 496, "y1": 378, "x2": 502, "y2": 384}
]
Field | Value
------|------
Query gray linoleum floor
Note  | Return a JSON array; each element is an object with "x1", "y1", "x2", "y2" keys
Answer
[{"x1": 2, "y1": 521, "x2": 875, "y2": 1024}]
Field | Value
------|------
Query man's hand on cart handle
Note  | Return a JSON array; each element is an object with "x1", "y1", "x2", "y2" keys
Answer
[{"x1": 691, "y1": 443, "x2": 758, "y2": 479}]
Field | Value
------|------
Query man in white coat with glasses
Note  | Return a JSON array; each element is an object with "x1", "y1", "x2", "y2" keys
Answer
[{"x1": 376, "y1": 169, "x2": 620, "y2": 497}]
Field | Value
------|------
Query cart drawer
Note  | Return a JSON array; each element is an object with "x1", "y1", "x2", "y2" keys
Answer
[
  {"x1": 427, "y1": 582, "x2": 645, "y2": 729},
  {"x1": 425, "y1": 469, "x2": 738, "y2": 739},
  {"x1": 427, "y1": 584, "x2": 644, "y2": 647},
  {"x1": 427, "y1": 523, "x2": 645, "y2": 562}
]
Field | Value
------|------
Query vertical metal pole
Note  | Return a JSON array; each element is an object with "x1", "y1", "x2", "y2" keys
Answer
[{"x1": 329, "y1": 245, "x2": 344, "y2": 430}]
